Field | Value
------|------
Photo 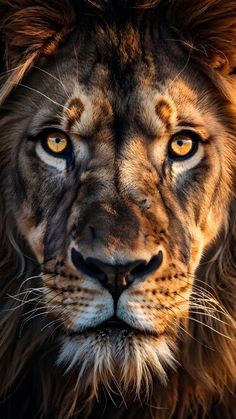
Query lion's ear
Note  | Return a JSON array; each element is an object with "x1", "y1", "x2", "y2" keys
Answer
[
  {"x1": 0, "y1": 0, "x2": 75, "y2": 103},
  {"x1": 169, "y1": 0, "x2": 236, "y2": 75}
]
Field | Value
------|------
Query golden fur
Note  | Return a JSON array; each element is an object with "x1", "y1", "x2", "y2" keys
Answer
[{"x1": 0, "y1": 1, "x2": 236, "y2": 418}]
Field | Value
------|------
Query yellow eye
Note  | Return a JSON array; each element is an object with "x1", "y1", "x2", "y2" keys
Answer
[
  {"x1": 45, "y1": 131, "x2": 70, "y2": 154},
  {"x1": 168, "y1": 133, "x2": 197, "y2": 159}
]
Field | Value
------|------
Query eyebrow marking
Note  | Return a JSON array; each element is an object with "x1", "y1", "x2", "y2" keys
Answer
[
  {"x1": 65, "y1": 97, "x2": 85, "y2": 130},
  {"x1": 155, "y1": 99, "x2": 172, "y2": 129}
]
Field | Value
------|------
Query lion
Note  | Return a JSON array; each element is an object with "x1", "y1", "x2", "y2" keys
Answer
[{"x1": 0, "y1": 1, "x2": 236, "y2": 418}]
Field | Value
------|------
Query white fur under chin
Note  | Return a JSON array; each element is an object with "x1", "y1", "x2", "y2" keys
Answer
[{"x1": 57, "y1": 332, "x2": 176, "y2": 397}]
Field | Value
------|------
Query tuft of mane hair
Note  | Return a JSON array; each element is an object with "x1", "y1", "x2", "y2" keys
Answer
[
  {"x1": 1, "y1": 0, "x2": 236, "y2": 103},
  {"x1": 0, "y1": 1, "x2": 236, "y2": 418}
]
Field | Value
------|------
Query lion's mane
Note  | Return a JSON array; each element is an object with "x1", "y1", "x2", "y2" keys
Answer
[{"x1": 0, "y1": 1, "x2": 236, "y2": 418}]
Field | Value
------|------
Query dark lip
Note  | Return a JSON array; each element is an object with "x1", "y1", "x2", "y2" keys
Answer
[
  {"x1": 97, "y1": 317, "x2": 132, "y2": 330},
  {"x1": 67, "y1": 316, "x2": 157, "y2": 337}
]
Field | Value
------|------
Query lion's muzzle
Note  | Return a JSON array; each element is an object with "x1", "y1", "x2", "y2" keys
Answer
[{"x1": 71, "y1": 247, "x2": 163, "y2": 300}]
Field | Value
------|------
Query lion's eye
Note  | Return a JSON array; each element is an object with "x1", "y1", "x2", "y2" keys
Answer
[
  {"x1": 168, "y1": 133, "x2": 198, "y2": 160},
  {"x1": 42, "y1": 131, "x2": 71, "y2": 156}
]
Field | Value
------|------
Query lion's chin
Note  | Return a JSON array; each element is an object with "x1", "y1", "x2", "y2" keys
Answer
[{"x1": 57, "y1": 329, "x2": 176, "y2": 396}]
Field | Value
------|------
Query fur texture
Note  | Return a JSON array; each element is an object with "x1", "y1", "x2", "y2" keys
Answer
[{"x1": 0, "y1": 1, "x2": 236, "y2": 418}]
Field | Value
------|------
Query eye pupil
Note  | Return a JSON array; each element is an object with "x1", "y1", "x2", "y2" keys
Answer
[
  {"x1": 43, "y1": 131, "x2": 70, "y2": 155},
  {"x1": 168, "y1": 133, "x2": 198, "y2": 160}
]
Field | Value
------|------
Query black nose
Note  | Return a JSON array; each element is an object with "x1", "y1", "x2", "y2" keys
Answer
[{"x1": 71, "y1": 248, "x2": 163, "y2": 300}]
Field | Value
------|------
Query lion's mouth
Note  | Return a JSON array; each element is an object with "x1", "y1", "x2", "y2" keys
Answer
[
  {"x1": 67, "y1": 316, "x2": 157, "y2": 337},
  {"x1": 98, "y1": 317, "x2": 132, "y2": 330}
]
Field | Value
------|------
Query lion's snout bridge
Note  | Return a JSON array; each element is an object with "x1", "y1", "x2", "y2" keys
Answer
[{"x1": 71, "y1": 247, "x2": 163, "y2": 299}]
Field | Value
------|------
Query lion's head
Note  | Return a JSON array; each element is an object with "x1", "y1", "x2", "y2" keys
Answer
[{"x1": 0, "y1": 1, "x2": 236, "y2": 418}]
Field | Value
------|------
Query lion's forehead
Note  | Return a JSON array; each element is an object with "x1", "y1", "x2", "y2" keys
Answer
[
  {"x1": 61, "y1": 87, "x2": 177, "y2": 138},
  {"x1": 35, "y1": 72, "x2": 215, "y2": 148}
]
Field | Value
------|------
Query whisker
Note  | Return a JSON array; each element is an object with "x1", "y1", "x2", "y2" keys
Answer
[
  {"x1": 21, "y1": 294, "x2": 63, "y2": 332},
  {"x1": 18, "y1": 83, "x2": 70, "y2": 110},
  {"x1": 8, "y1": 287, "x2": 47, "y2": 298},
  {"x1": 0, "y1": 64, "x2": 23, "y2": 77},
  {"x1": 18, "y1": 274, "x2": 43, "y2": 290},
  {"x1": 22, "y1": 290, "x2": 63, "y2": 317},
  {"x1": 40, "y1": 316, "x2": 63, "y2": 333},
  {"x1": 19, "y1": 272, "x2": 56, "y2": 292},
  {"x1": 189, "y1": 293, "x2": 231, "y2": 318},
  {"x1": 187, "y1": 310, "x2": 232, "y2": 327},
  {"x1": 187, "y1": 272, "x2": 221, "y2": 296},
  {"x1": 167, "y1": 47, "x2": 192, "y2": 89},
  {"x1": 179, "y1": 275, "x2": 228, "y2": 314},
  {"x1": 4, "y1": 288, "x2": 48, "y2": 311},
  {"x1": 168, "y1": 321, "x2": 216, "y2": 351},
  {"x1": 181, "y1": 290, "x2": 231, "y2": 316},
  {"x1": 163, "y1": 303, "x2": 217, "y2": 350},
  {"x1": 180, "y1": 315, "x2": 236, "y2": 341},
  {"x1": 56, "y1": 62, "x2": 70, "y2": 99},
  {"x1": 33, "y1": 65, "x2": 70, "y2": 99}
]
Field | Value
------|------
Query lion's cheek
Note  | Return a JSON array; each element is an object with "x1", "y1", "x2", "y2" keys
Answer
[
  {"x1": 17, "y1": 213, "x2": 46, "y2": 263},
  {"x1": 190, "y1": 222, "x2": 216, "y2": 270},
  {"x1": 201, "y1": 208, "x2": 226, "y2": 247}
]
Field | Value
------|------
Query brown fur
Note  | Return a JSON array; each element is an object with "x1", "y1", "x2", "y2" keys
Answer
[
  {"x1": 66, "y1": 98, "x2": 85, "y2": 130},
  {"x1": 155, "y1": 99, "x2": 172, "y2": 128},
  {"x1": 0, "y1": 1, "x2": 236, "y2": 419},
  {"x1": 1, "y1": 1, "x2": 236, "y2": 101}
]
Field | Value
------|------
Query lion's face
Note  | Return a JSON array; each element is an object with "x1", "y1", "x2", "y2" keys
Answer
[{"x1": 3, "y1": 20, "x2": 234, "y2": 393}]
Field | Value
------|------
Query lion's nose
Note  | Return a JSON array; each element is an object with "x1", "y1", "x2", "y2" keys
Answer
[{"x1": 71, "y1": 248, "x2": 163, "y2": 300}]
